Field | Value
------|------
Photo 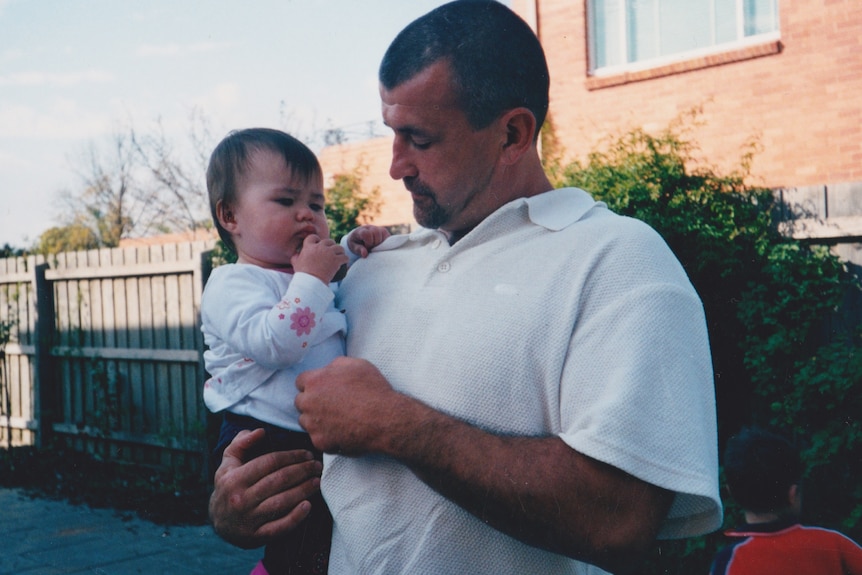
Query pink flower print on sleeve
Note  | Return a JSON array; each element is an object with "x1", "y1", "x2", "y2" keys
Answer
[{"x1": 290, "y1": 307, "x2": 316, "y2": 337}]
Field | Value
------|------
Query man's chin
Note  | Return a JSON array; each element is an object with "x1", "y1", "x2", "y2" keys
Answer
[{"x1": 413, "y1": 207, "x2": 448, "y2": 230}]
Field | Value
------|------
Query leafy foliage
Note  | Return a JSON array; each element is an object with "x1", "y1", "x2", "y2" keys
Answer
[
  {"x1": 325, "y1": 162, "x2": 381, "y2": 243},
  {"x1": 559, "y1": 122, "x2": 860, "y2": 572},
  {"x1": 0, "y1": 244, "x2": 26, "y2": 258},
  {"x1": 34, "y1": 221, "x2": 101, "y2": 255}
]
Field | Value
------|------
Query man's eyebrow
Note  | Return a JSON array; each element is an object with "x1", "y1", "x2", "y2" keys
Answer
[{"x1": 383, "y1": 121, "x2": 432, "y2": 137}]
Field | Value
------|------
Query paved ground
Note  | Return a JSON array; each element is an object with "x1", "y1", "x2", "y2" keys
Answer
[{"x1": 0, "y1": 487, "x2": 262, "y2": 574}]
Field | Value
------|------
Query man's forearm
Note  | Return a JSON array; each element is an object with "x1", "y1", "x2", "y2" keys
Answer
[
  {"x1": 296, "y1": 358, "x2": 673, "y2": 572},
  {"x1": 380, "y1": 398, "x2": 673, "y2": 574}
]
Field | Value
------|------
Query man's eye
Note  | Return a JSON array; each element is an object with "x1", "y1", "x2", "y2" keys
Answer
[
  {"x1": 411, "y1": 138, "x2": 431, "y2": 150},
  {"x1": 310, "y1": 204, "x2": 324, "y2": 212},
  {"x1": 276, "y1": 198, "x2": 294, "y2": 206}
]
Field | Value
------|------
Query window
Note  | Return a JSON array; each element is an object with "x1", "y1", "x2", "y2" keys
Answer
[{"x1": 588, "y1": 0, "x2": 779, "y2": 74}]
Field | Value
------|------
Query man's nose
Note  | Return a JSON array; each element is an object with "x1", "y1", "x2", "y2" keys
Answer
[{"x1": 389, "y1": 137, "x2": 416, "y2": 181}]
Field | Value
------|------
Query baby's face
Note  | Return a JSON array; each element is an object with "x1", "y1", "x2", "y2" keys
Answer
[{"x1": 230, "y1": 148, "x2": 328, "y2": 271}]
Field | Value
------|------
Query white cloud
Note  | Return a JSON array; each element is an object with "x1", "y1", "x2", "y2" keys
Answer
[
  {"x1": 0, "y1": 98, "x2": 112, "y2": 139},
  {"x1": 0, "y1": 148, "x2": 29, "y2": 170},
  {"x1": 136, "y1": 41, "x2": 228, "y2": 57},
  {"x1": 1, "y1": 47, "x2": 25, "y2": 61},
  {"x1": 0, "y1": 69, "x2": 112, "y2": 87},
  {"x1": 190, "y1": 82, "x2": 243, "y2": 119}
]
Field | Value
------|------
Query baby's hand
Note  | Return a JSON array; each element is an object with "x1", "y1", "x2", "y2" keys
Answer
[
  {"x1": 291, "y1": 235, "x2": 349, "y2": 283},
  {"x1": 348, "y1": 225, "x2": 391, "y2": 258}
]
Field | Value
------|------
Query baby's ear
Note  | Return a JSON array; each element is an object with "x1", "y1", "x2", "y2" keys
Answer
[{"x1": 216, "y1": 200, "x2": 237, "y2": 230}]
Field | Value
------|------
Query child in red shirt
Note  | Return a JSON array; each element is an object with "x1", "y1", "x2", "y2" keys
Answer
[{"x1": 710, "y1": 427, "x2": 862, "y2": 575}]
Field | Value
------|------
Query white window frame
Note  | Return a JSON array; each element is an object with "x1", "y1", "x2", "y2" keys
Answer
[{"x1": 587, "y1": 0, "x2": 780, "y2": 77}]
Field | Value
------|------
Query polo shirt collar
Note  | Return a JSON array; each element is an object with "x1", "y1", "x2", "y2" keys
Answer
[
  {"x1": 524, "y1": 187, "x2": 603, "y2": 231},
  {"x1": 408, "y1": 187, "x2": 602, "y2": 242}
]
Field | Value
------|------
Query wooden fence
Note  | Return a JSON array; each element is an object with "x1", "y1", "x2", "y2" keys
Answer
[{"x1": 0, "y1": 241, "x2": 215, "y2": 473}]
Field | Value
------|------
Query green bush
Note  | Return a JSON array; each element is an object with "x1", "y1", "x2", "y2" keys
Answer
[
  {"x1": 559, "y1": 122, "x2": 860, "y2": 572},
  {"x1": 324, "y1": 163, "x2": 381, "y2": 243}
]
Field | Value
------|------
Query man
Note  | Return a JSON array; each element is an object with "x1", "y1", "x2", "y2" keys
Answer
[
  {"x1": 709, "y1": 427, "x2": 862, "y2": 575},
  {"x1": 209, "y1": 2, "x2": 722, "y2": 573}
]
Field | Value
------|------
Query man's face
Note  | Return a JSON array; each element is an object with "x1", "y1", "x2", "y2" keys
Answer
[{"x1": 380, "y1": 61, "x2": 504, "y2": 237}]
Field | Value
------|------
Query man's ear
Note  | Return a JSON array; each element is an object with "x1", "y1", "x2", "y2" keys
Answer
[
  {"x1": 216, "y1": 200, "x2": 238, "y2": 232},
  {"x1": 500, "y1": 107, "x2": 538, "y2": 166}
]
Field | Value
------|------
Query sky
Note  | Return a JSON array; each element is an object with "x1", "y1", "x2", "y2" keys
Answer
[{"x1": 0, "y1": 0, "x2": 473, "y2": 248}]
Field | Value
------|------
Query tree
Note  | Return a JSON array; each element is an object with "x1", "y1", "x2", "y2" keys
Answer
[
  {"x1": 130, "y1": 110, "x2": 214, "y2": 233},
  {"x1": 57, "y1": 129, "x2": 149, "y2": 248},
  {"x1": 34, "y1": 222, "x2": 100, "y2": 255},
  {"x1": 559, "y1": 119, "x2": 860, "y2": 572},
  {"x1": 324, "y1": 162, "x2": 381, "y2": 243},
  {"x1": 0, "y1": 244, "x2": 26, "y2": 259},
  {"x1": 47, "y1": 110, "x2": 217, "y2": 255}
]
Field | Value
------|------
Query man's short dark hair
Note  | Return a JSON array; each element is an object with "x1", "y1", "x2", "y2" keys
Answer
[
  {"x1": 379, "y1": 0, "x2": 549, "y2": 140},
  {"x1": 723, "y1": 426, "x2": 804, "y2": 513}
]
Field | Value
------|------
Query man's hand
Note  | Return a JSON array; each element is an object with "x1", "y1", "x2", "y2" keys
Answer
[
  {"x1": 291, "y1": 235, "x2": 349, "y2": 283},
  {"x1": 295, "y1": 356, "x2": 408, "y2": 455},
  {"x1": 347, "y1": 225, "x2": 391, "y2": 258},
  {"x1": 209, "y1": 428, "x2": 324, "y2": 549}
]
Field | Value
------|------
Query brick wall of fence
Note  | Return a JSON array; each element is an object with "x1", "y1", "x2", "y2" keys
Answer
[{"x1": 0, "y1": 240, "x2": 215, "y2": 473}]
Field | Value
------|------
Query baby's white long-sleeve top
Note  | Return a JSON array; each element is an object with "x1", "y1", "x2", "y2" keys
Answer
[{"x1": 201, "y1": 264, "x2": 346, "y2": 431}]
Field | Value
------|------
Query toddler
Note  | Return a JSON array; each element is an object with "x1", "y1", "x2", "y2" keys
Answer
[{"x1": 201, "y1": 127, "x2": 389, "y2": 575}]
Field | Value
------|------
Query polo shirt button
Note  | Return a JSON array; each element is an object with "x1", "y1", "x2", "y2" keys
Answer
[
  {"x1": 431, "y1": 239, "x2": 442, "y2": 249},
  {"x1": 437, "y1": 261, "x2": 451, "y2": 273}
]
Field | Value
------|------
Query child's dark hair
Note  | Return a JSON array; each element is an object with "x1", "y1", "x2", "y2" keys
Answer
[
  {"x1": 723, "y1": 426, "x2": 804, "y2": 513},
  {"x1": 206, "y1": 128, "x2": 321, "y2": 253}
]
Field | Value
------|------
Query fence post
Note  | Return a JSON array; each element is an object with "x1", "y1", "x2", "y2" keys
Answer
[
  {"x1": 197, "y1": 249, "x2": 217, "y2": 483},
  {"x1": 32, "y1": 261, "x2": 55, "y2": 449}
]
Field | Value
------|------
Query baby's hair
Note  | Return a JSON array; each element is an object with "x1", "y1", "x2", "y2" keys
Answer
[{"x1": 206, "y1": 128, "x2": 321, "y2": 253}]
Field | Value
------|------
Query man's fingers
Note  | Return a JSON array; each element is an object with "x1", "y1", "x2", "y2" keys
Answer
[
  {"x1": 216, "y1": 428, "x2": 266, "y2": 483},
  {"x1": 236, "y1": 450, "x2": 319, "y2": 504},
  {"x1": 252, "y1": 452, "x2": 321, "y2": 496},
  {"x1": 255, "y1": 499, "x2": 314, "y2": 540},
  {"x1": 253, "y1": 468, "x2": 320, "y2": 517},
  {"x1": 209, "y1": 441, "x2": 322, "y2": 549}
]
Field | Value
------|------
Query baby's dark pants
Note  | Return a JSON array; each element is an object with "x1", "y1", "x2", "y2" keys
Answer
[{"x1": 212, "y1": 412, "x2": 331, "y2": 575}]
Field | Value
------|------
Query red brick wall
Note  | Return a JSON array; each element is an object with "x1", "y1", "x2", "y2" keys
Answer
[
  {"x1": 520, "y1": 0, "x2": 862, "y2": 188},
  {"x1": 318, "y1": 136, "x2": 416, "y2": 229}
]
